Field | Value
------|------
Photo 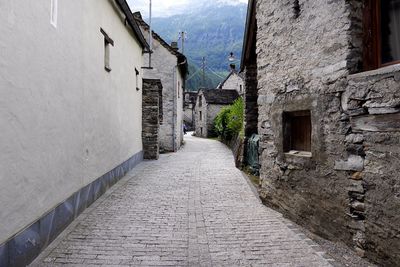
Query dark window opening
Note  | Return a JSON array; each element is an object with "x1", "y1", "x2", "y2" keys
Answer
[
  {"x1": 100, "y1": 28, "x2": 114, "y2": 72},
  {"x1": 135, "y1": 68, "x2": 140, "y2": 91},
  {"x1": 199, "y1": 95, "x2": 202, "y2": 107},
  {"x1": 363, "y1": 0, "x2": 400, "y2": 70},
  {"x1": 283, "y1": 111, "x2": 312, "y2": 153},
  {"x1": 293, "y1": 0, "x2": 301, "y2": 19},
  {"x1": 381, "y1": 0, "x2": 400, "y2": 65},
  {"x1": 199, "y1": 111, "x2": 202, "y2": 121}
]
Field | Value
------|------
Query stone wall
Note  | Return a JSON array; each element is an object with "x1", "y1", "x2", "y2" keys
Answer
[
  {"x1": 342, "y1": 70, "x2": 400, "y2": 265},
  {"x1": 255, "y1": 0, "x2": 400, "y2": 265},
  {"x1": 195, "y1": 91, "x2": 208, "y2": 137},
  {"x1": 221, "y1": 72, "x2": 244, "y2": 95},
  {"x1": 142, "y1": 79, "x2": 162, "y2": 160}
]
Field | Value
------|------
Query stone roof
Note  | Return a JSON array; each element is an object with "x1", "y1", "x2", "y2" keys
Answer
[{"x1": 201, "y1": 89, "x2": 239, "y2": 105}]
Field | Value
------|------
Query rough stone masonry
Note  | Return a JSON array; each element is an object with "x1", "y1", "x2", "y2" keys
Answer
[{"x1": 254, "y1": 0, "x2": 400, "y2": 265}]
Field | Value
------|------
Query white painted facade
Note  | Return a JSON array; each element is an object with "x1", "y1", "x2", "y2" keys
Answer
[
  {"x1": 0, "y1": 0, "x2": 144, "y2": 244},
  {"x1": 138, "y1": 24, "x2": 186, "y2": 152}
]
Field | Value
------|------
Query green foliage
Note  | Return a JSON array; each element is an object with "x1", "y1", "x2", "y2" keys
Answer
[{"x1": 214, "y1": 98, "x2": 244, "y2": 141}]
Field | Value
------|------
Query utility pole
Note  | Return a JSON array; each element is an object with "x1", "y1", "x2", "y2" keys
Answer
[
  {"x1": 202, "y1": 56, "x2": 206, "y2": 88},
  {"x1": 178, "y1": 31, "x2": 187, "y2": 54}
]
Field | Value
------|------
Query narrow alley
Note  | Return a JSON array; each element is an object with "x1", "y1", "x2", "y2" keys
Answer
[{"x1": 32, "y1": 135, "x2": 334, "y2": 267}]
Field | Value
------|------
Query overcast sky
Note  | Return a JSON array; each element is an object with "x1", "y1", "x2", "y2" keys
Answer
[{"x1": 127, "y1": 0, "x2": 248, "y2": 18}]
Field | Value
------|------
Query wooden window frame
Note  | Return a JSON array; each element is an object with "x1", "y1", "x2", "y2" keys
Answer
[
  {"x1": 100, "y1": 28, "x2": 114, "y2": 72},
  {"x1": 363, "y1": 0, "x2": 400, "y2": 71},
  {"x1": 283, "y1": 110, "x2": 312, "y2": 153}
]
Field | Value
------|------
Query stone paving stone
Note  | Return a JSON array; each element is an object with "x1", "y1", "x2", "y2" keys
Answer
[{"x1": 31, "y1": 135, "x2": 334, "y2": 267}]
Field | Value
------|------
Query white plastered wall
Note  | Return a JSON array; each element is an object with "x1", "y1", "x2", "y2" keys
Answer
[{"x1": 0, "y1": 0, "x2": 143, "y2": 244}]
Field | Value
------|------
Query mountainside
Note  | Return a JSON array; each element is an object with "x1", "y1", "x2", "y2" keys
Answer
[{"x1": 150, "y1": 3, "x2": 247, "y2": 91}]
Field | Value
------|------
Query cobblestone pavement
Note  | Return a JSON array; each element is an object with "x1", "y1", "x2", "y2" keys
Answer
[{"x1": 32, "y1": 135, "x2": 335, "y2": 267}]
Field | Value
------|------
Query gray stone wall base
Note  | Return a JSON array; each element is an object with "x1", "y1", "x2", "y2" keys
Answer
[{"x1": 0, "y1": 151, "x2": 143, "y2": 267}]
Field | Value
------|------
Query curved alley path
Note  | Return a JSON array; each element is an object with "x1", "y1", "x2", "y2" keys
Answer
[{"x1": 32, "y1": 135, "x2": 334, "y2": 267}]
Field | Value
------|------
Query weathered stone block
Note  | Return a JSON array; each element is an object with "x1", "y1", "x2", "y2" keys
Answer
[
  {"x1": 346, "y1": 134, "x2": 365, "y2": 144},
  {"x1": 334, "y1": 155, "x2": 364, "y2": 172},
  {"x1": 347, "y1": 181, "x2": 365, "y2": 194}
]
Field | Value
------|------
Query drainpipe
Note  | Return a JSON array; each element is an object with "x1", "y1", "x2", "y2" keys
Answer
[{"x1": 172, "y1": 59, "x2": 187, "y2": 152}]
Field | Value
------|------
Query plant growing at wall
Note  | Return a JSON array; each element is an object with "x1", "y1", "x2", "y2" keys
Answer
[{"x1": 214, "y1": 97, "x2": 244, "y2": 141}]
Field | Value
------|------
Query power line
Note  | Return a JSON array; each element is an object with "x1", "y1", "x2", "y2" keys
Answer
[
  {"x1": 206, "y1": 66, "x2": 226, "y2": 79},
  {"x1": 186, "y1": 68, "x2": 203, "y2": 81}
]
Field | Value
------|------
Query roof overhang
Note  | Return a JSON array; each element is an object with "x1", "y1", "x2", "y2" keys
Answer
[
  {"x1": 240, "y1": 0, "x2": 256, "y2": 72},
  {"x1": 115, "y1": 0, "x2": 149, "y2": 50}
]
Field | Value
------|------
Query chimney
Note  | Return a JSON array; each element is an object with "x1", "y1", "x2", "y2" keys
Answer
[
  {"x1": 171, "y1": 42, "x2": 179, "y2": 52},
  {"x1": 230, "y1": 64, "x2": 236, "y2": 71},
  {"x1": 133, "y1": 12, "x2": 142, "y2": 20}
]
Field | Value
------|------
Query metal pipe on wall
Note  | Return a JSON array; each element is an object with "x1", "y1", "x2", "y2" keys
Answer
[{"x1": 148, "y1": 0, "x2": 152, "y2": 67}]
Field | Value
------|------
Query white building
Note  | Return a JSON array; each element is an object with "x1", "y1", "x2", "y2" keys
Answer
[
  {"x1": 134, "y1": 13, "x2": 188, "y2": 152},
  {"x1": 0, "y1": 1, "x2": 148, "y2": 265}
]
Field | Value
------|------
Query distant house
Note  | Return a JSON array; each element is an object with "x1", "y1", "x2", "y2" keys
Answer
[
  {"x1": 134, "y1": 12, "x2": 188, "y2": 152},
  {"x1": 195, "y1": 89, "x2": 239, "y2": 137},
  {"x1": 0, "y1": 1, "x2": 149, "y2": 265},
  {"x1": 184, "y1": 91, "x2": 198, "y2": 131},
  {"x1": 217, "y1": 65, "x2": 245, "y2": 95}
]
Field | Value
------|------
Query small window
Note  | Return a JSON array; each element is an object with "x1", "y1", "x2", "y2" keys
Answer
[
  {"x1": 199, "y1": 95, "x2": 202, "y2": 107},
  {"x1": 135, "y1": 68, "x2": 140, "y2": 91},
  {"x1": 283, "y1": 111, "x2": 311, "y2": 153},
  {"x1": 199, "y1": 111, "x2": 203, "y2": 121},
  {"x1": 178, "y1": 81, "x2": 181, "y2": 98},
  {"x1": 363, "y1": 0, "x2": 400, "y2": 70},
  {"x1": 293, "y1": 0, "x2": 301, "y2": 19},
  {"x1": 100, "y1": 28, "x2": 114, "y2": 72},
  {"x1": 200, "y1": 127, "x2": 203, "y2": 136},
  {"x1": 50, "y1": 0, "x2": 58, "y2": 28},
  {"x1": 239, "y1": 84, "x2": 243, "y2": 93}
]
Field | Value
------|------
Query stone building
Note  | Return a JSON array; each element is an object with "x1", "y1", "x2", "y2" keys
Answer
[
  {"x1": 134, "y1": 13, "x2": 188, "y2": 153},
  {"x1": 0, "y1": 1, "x2": 150, "y2": 266},
  {"x1": 184, "y1": 91, "x2": 198, "y2": 131},
  {"x1": 195, "y1": 89, "x2": 239, "y2": 137},
  {"x1": 242, "y1": 0, "x2": 400, "y2": 265},
  {"x1": 217, "y1": 66, "x2": 245, "y2": 95}
]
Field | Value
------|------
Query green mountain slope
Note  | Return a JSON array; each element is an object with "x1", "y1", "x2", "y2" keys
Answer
[{"x1": 151, "y1": 3, "x2": 247, "y2": 91}]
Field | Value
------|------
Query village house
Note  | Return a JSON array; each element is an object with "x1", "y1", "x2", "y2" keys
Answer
[
  {"x1": 195, "y1": 89, "x2": 239, "y2": 137},
  {"x1": 184, "y1": 91, "x2": 198, "y2": 131},
  {"x1": 134, "y1": 13, "x2": 188, "y2": 153},
  {"x1": 0, "y1": 1, "x2": 154, "y2": 266},
  {"x1": 217, "y1": 65, "x2": 245, "y2": 95},
  {"x1": 242, "y1": 0, "x2": 400, "y2": 265}
]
